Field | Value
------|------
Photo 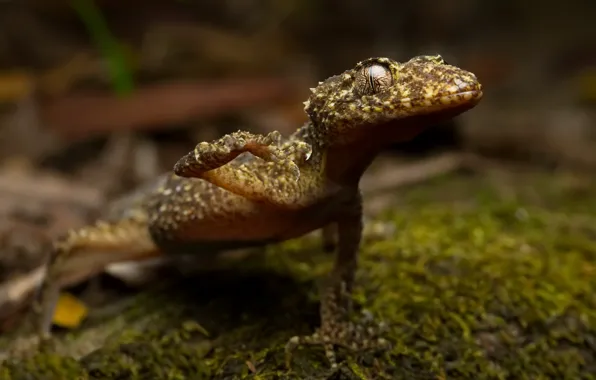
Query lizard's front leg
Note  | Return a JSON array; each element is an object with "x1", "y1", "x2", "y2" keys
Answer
[
  {"x1": 33, "y1": 216, "x2": 160, "y2": 340},
  {"x1": 285, "y1": 192, "x2": 389, "y2": 369},
  {"x1": 174, "y1": 131, "x2": 315, "y2": 209},
  {"x1": 174, "y1": 130, "x2": 311, "y2": 178}
]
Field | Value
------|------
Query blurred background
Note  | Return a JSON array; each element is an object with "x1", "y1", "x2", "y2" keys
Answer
[
  {"x1": 0, "y1": 0, "x2": 594, "y2": 172},
  {"x1": 0, "y1": 0, "x2": 595, "y2": 365}
]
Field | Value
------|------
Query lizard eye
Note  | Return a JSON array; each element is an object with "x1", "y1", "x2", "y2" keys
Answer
[{"x1": 355, "y1": 63, "x2": 393, "y2": 96}]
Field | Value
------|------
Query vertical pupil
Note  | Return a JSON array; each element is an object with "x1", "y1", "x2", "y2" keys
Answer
[
  {"x1": 367, "y1": 66, "x2": 377, "y2": 93},
  {"x1": 366, "y1": 66, "x2": 377, "y2": 93},
  {"x1": 357, "y1": 63, "x2": 390, "y2": 95},
  {"x1": 364, "y1": 64, "x2": 390, "y2": 94}
]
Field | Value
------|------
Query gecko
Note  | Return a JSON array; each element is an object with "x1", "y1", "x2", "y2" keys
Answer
[{"x1": 33, "y1": 55, "x2": 483, "y2": 368}]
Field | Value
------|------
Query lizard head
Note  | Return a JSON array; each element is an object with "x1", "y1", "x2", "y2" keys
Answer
[{"x1": 304, "y1": 55, "x2": 483, "y2": 145}]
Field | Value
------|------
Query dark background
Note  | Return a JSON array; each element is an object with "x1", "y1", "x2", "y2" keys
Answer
[{"x1": 0, "y1": 0, "x2": 594, "y2": 172}]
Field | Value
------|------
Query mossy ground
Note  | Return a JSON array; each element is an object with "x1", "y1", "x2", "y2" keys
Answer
[{"x1": 1, "y1": 168, "x2": 596, "y2": 379}]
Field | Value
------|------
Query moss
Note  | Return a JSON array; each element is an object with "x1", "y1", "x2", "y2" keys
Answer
[{"x1": 2, "y1": 170, "x2": 596, "y2": 379}]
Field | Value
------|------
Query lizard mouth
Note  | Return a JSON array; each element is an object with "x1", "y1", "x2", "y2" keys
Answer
[
  {"x1": 460, "y1": 89, "x2": 483, "y2": 98},
  {"x1": 439, "y1": 89, "x2": 483, "y2": 106},
  {"x1": 397, "y1": 88, "x2": 483, "y2": 113}
]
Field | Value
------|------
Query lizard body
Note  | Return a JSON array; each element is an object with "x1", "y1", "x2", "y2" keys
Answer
[{"x1": 36, "y1": 55, "x2": 483, "y2": 368}]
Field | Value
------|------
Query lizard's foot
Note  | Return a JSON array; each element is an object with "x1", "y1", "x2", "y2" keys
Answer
[
  {"x1": 36, "y1": 333, "x2": 56, "y2": 352},
  {"x1": 284, "y1": 309, "x2": 390, "y2": 369}
]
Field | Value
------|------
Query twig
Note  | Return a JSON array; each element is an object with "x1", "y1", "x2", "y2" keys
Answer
[
  {"x1": 361, "y1": 152, "x2": 466, "y2": 195},
  {"x1": 0, "y1": 173, "x2": 103, "y2": 209},
  {"x1": 41, "y1": 77, "x2": 295, "y2": 141}
]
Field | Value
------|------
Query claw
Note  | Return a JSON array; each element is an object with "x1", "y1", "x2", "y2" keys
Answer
[{"x1": 284, "y1": 317, "x2": 391, "y2": 369}]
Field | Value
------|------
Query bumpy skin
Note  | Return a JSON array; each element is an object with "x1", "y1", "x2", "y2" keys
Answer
[{"x1": 35, "y1": 55, "x2": 483, "y2": 368}]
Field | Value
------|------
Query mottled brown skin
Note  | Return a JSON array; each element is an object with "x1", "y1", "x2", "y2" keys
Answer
[{"x1": 35, "y1": 55, "x2": 483, "y2": 368}]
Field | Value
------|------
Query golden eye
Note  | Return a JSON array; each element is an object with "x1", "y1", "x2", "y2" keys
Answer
[{"x1": 355, "y1": 63, "x2": 393, "y2": 95}]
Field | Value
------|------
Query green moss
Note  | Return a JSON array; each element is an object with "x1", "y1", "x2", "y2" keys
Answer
[{"x1": 2, "y1": 170, "x2": 596, "y2": 379}]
